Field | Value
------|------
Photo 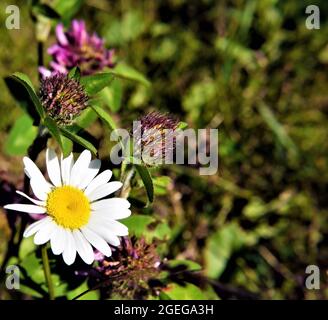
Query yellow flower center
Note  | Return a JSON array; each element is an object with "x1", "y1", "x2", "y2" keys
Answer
[{"x1": 46, "y1": 186, "x2": 91, "y2": 229}]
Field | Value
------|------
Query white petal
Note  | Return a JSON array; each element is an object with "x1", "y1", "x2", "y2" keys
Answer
[
  {"x1": 81, "y1": 226, "x2": 112, "y2": 257},
  {"x1": 91, "y1": 198, "x2": 130, "y2": 211},
  {"x1": 30, "y1": 177, "x2": 52, "y2": 201},
  {"x1": 23, "y1": 217, "x2": 51, "y2": 238},
  {"x1": 90, "y1": 215, "x2": 128, "y2": 236},
  {"x1": 115, "y1": 223, "x2": 128, "y2": 236},
  {"x1": 24, "y1": 168, "x2": 31, "y2": 179},
  {"x1": 103, "y1": 219, "x2": 129, "y2": 236},
  {"x1": 23, "y1": 157, "x2": 53, "y2": 199},
  {"x1": 84, "y1": 170, "x2": 112, "y2": 196},
  {"x1": 88, "y1": 182, "x2": 123, "y2": 202},
  {"x1": 16, "y1": 191, "x2": 45, "y2": 206},
  {"x1": 23, "y1": 157, "x2": 48, "y2": 184},
  {"x1": 87, "y1": 220, "x2": 121, "y2": 247},
  {"x1": 70, "y1": 150, "x2": 92, "y2": 187},
  {"x1": 4, "y1": 204, "x2": 46, "y2": 214},
  {"x1": 72, "y1": 230, "x2": 94, "y2": 265},
  {"x1": 34, "y1": 219, "x2": 57, "y2": 245},
  {"x1": 93, "y1": 208, "x2": 131, "y2": 220},
  {"x1": 62, "y1": 230, "x2": 77, "y2": 265},
  {"x1": 76, "y1": 159, "x2": 101, "y2": 190},
  {"x1": 46, "y1": 149, "x2": 62, "y2": 187},
  {"x1": 61, "y1": 153, "x2": 74, "y2": 185},
  {"x1": 50, "y1": 226, "x2": 66, "y2": 255}
]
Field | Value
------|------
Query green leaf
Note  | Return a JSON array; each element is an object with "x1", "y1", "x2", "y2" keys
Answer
[
  {"x1": 182, "y1": 81, "x2": 216, "y2": 122},
  {"x1": 20, "y1": 248, "x2": 70, "y2": 299},
  {"x1": 68, "y1": 66, "x2": 81, "y2": 81},
  {"x1": 152, "y1": 221, "x2": 171, "y2": 240},
  {"x1": 44, "y1": 117, "x2": 63, "y2": 150},
  {"x1": 166, "y1": 259, "x2": 202, "y2": 272},
  {"x1": 20, "y1": 251, "x2": 44, "y2": 285},
  {"x1": 90, "y1": 104, "x2": 117, "y2": 130},
  {"x1": 19, "y1": 284, "x2": 43, "y2": 298},
  {"x1": 204, "y1": 222, "x2": 255, "y2": 278},
  {"x1": 202, "y1": 285, "x2": 220, "y2": 300},
  {"x1": 243, "y1": 197, "x2": 268, "y2": 220},
  {"x1": 104, "y1": 11, "x2": 146, "y2": 45},
  {"x1": 122, "y1": 214, "x2": 171, "y2": 242},
  {"x1": 4, "y1": 73, "x2": 43, "y2": 124},
  {"x1": 215, "y1": 37, "x2": 258, "y2": 71},
  {"x1": 19, "y1": 237, "x2": 36, "y2": 261},
  {"x1": 61, "y1": 134, "x2": 73, "y2": 157},
  {"x1": 122, "y1": 215, "x2": 155, "y2": 238},
  {"x1": 52, "y1": 0, "x2": 84, "y2": 22},
  {"x1": 161, "y1": 283, "x2": 207, "y2": 300},
  {"x1": 153, "y1": 176, "x2": 171, "y2": 196},
  {"x1": 135, "y1": 164, "x2": 154, "y2": 203},
  {"x1": 112, "y1": 63, "x2": 150, "y2": 87},
  {"x1": 50, "y1": 273, "x2": 70, "y2": 298},
  {"x1": 100, "y1": 78, "x2": 123, "y2": 112},
  {"x1": 67, "y1": 281, "x2": 99, "y2": 300},
  {"x1": 80, "y1": 73, "x2": 115, "y2": 96},
  {"x1": 31, "y1": 4, "x2": 61, "y2": 19},
  {"x1": 60, "y1": 127, "x2": 97, "y2": 155},
  {"x1": 177, "y1": 121, "x2": 188, "y2": 130},
  {"x1": 7, "y1": 72, "x2": 44, "y2": 118},
  {"x1": 75, "y1": 107, "x2": 98, "y2": 128},
  {"x1": 4, "y1": 114, "x2": 37, "y2": 156},
  {"x1": 258, "y1": 103, "x2": 299, "y2": 159}
]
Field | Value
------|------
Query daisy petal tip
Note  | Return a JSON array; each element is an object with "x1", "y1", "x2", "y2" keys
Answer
[
  {"x1": 124, "y1": 209, "x2": 132, "y2": 218},
  {"x1": 82, "y1": 149, "x2": 92, "y2": 157},
  {"x1": 23, "y1": 232, "x2": 30, "y2": 238},
  {"x1": 85, "y1": 258, "x2": 95, "y2": 265},
  {"x1": 63, "y1": 259, "x2": 74, "y2": 266},
  {"x1": 62, "y1": 253, "x2": 76, "y2": 266}
]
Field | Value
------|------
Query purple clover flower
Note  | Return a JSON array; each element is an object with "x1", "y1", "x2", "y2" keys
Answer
[
  {"x1": 90, "y1": 237, "x2": 162, "y2": 299},
  {"x1": 39, "y1": 20, "x2": 115, "y2": 77},
  {"x1": 133, "y1": 112, "x2": 179, "y2": 166},
  {"x1": 39, "y1": 74, "x2": 89, "y2": 126}
]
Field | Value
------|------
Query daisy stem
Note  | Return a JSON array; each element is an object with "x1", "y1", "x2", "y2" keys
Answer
[{"x1": 41, "y1": 245, "x2": 55, "y2": 300}]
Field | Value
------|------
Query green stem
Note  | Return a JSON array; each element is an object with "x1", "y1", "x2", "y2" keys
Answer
[
  {"x1": 119, "y1": 166, "x2": 135, "y2": 199},
  {"x1": 41, "y1": 245, "x2": 55, "y2": 300}
]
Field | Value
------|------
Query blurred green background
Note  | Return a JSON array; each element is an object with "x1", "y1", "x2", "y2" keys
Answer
[{"x1": 1, "y1": 0, "x2": 328, "y2": 299}]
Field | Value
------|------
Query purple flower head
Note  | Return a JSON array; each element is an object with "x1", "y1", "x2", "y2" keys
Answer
[
  {"x1": 91, "y1": 237, "x2": 162, "y2": 299},
  {"x1": 39, "y1": 74, "x2": 89, "y2": 126},
  {"x1": 40, "y1": 20, "x2": 115, "y2": 77},
  {"x1": 132, "y1": 112, "x2": 179, "y2": 166}
]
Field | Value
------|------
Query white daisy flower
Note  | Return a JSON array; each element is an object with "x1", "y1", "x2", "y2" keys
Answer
[{"x1": 4, "y1": 148, "x2": 131, "y2": 266}]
